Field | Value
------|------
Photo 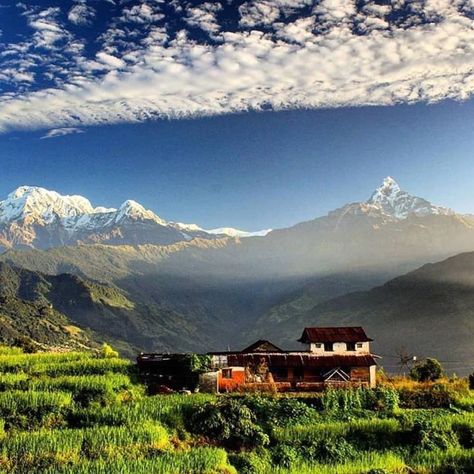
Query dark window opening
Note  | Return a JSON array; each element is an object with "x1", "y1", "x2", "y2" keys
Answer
[
  {"x1": 271, "y1": 367, "x2": 288, "y2": 380},
  {"x1": 346, "y1": 342, "x2": 356, "y2": 351},
  {"x1": 324, "y1": 342, "x2": 334, "y2": 352},
  {"x1": 294, "y1": 367, "x2": 304, "y2": 380},
  {"x1": 222, "y1": 368, "x2": 232, "y2": 379}
]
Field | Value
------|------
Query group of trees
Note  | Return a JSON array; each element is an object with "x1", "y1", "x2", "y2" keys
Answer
[{"x1": 409, "y1": 358, "x2": 443, "y2": 382}]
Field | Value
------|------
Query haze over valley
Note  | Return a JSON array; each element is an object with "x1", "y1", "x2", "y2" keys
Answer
[{"x1": 0, "y1": 177, "x2": 473, "y2": 372}]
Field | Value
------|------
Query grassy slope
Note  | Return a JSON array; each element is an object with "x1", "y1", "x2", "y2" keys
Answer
[{"x1": 0, "y1": 348, "x2": 473, "y2": 473}]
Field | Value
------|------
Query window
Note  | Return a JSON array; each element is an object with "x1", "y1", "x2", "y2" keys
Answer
[
  {"x1": 315, "y1": 343, "x2": 323, "y2": 349},
  {"x1": 346, "y1": 342, "x2": 356, "y2": 351},
  {"x1": 222, "y1": 368, "x2": 232, "y2": 379},
  {"x1": 324, "y1": 342, "x2": 334, "y2": 352},
  {"x1": 356, "y1": 343, "x2": 364, "y2": 349},
  {"x1": 294, "y1": 367, "x2": 304, "y2": 380},
  {"x1": 272, "y1": 367, "x2": 288, "y2": 380}
]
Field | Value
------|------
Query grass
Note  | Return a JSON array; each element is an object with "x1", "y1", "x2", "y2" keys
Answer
[
  {"x1": 0, "y1": 347, "x2": 472, "y2": 473},
  {"x1": 42, "y1": 448, "x2": 237, "y2": 474},
  {"x1": 272, "y1": 451, "x2": 407, "y2": 474}
]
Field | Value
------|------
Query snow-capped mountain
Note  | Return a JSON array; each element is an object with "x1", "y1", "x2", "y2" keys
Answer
[
  {"x1": 173, "y1": 223, "x2": 272, "y2": 238},
  {"x1": 0, "y1": 186, "x2": 267, "y2": 250},
  {"x1": 324, "y1": 176, "x2": 454, "y2": 225},
  {"x1": 366, "y1": 176, "x2": 452, "y2": 219},
  {"x1": 206, "y1": 227, "x2": 272, "y2": 238}
]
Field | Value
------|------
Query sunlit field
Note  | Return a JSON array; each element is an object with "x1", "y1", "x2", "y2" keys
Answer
[{"x1": 0, "y1": 347, "x2": 472, "y2": 473}]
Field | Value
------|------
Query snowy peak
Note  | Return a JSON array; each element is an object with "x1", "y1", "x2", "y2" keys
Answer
[
  {"x1": 368, "y1": 176, "x2": 401, "y2": 203},
  {"x1": 115, "y1": 200, "x2": 165, "y2": 225},
  {"x1": 0, "y1": 185, "x2": 269, "y2": 249},
  {"x1": 206, "y1": 227, "x2": 272, "y2": 238},
  {"x1": 0, "y1": 185, "x2": 97, "y2": 224},
  {"x1": 366, "y1": 177, "x2": 452, "y2": 219}
]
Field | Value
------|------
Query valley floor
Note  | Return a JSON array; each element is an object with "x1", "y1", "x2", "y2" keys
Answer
[{"x1": 0, "y1": 347, "x2": 472, "y2": 473}]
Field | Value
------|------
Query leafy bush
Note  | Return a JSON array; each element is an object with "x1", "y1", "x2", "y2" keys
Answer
[
  {"x1": 228, "y1": 450, "x2": 271, "y2": 474},
  {"x1": 453, "y1": 421, "x2": 474, "y2": 449},
  {"x1": 398, "y1": 384, "x2": 455, "y2": 409},
  {"x1": 100, "y1": 343, "x2": 119, "y2": 359},
  {"x1": 271, "y1": 444, "x2": 298, "y2": 468},
  {"x1": 242, "y1": 395, "x2": 316, "y2": 428},
  {"x1": 410, "y1": 358, "x2": 443, "y2": 382},
  {"x1": 410, "y1": 420, "x2": 460, "y2": 451},
  {"x1": 188, "y1": 398, "x2": 269, "y2": 449}
]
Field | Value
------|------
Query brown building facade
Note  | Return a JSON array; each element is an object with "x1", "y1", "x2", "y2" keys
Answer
[{"x1": 209, "y1": 327, "x2": 377, "y2": 392}]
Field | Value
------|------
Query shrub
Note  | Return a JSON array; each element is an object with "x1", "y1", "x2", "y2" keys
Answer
[
  {"x1": 271, "y1": 444, "x2": 298, "y2": 468},
  {"x1": 188, "y1": 398, "x2": 269, "y2": 449},
  {"x1": 100, "y1": 343, "x2": 119, "y2": 359},
  {"x1": 410, "y1": 358, "x2": 443, "y2": 382},
  {"x1": 242, "y1": 395, "x2": 316, "y2": 428},
  {"x1": 398, "y1": 384, "x2": 455, "y2": 409},
  {"x1": 453, "y1": 422, "x2": 474, "y2": 449},
  {"x1": 229, "y1": 450, "x2": 271, "y2": 474},
  {"x1": 410, "y1": 420, "x2": 460, "y2": 451},
  {"x1": 13, "y1": 336, "x2": 38, "y2": 354}
]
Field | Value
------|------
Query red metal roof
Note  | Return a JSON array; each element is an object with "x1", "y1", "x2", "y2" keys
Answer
[
  {"x1": 227, "y1": 353, "x2": 376, "y2": 368},
  {"x1": 298, "y1": 327, "x2": 373, "y2": 343}
]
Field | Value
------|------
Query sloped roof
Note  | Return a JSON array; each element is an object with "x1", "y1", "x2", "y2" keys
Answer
[
  {"x1": 227, "y1": 353, "x2": 376, "y2": 368},
  {"x1": 241, "y1": 339, "x2": 284, "y2": 353},
  {"x1": 298, "y1": 327, "x2": 373, "y2": 343}
]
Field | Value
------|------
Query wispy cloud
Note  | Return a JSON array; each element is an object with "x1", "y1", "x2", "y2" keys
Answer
[
  {"x1": 40, "y1": 127, "x2": 85, "y2": 139},
  {"x1": 1, "y1": 0, "x2": 474, "y2": 133}
]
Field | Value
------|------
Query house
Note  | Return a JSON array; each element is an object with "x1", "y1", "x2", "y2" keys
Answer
[
  {"x1": 208, "y1": 327, "x2": 377, "y2": 392},
  {"x1": 136, "y1": 326, "x2": 378, "y2": 393}
]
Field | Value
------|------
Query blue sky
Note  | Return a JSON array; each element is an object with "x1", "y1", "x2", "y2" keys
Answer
[
  {"x1": 1, "y1": 99, "x2": 474, "y2": 230},
  {"x1": 1, "y1": 1, "x2": 474, "y2": 230}
]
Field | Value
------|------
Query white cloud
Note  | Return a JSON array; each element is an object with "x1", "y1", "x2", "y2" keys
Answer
[
  {"x1": 185, "y1": 2, "x2": 222, "y2": 36},
  {"x1": 68, "y1": 2, "x2": 96, "y2": 26},
  {"x1": 1, "y1": 0, "x2": 474, "y2": 133},
  {"x1": 95, "y1": 51, "x2": 126, "y2": 69},
  {"x1": 40, "y1": 127, "x2": 85, "y2": 139}
]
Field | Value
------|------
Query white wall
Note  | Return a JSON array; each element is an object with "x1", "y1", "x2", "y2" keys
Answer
[
  {"x1": 308, "y1": 341, "x2": 371, "y2": 354},
  {"x1": 369, "y1": 365, "x2": 377, "y2": 388}
]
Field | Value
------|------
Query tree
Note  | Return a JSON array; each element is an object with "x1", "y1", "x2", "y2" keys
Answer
[{"x1": 410, "y1": 358, "x2": 443, "y2": 382}]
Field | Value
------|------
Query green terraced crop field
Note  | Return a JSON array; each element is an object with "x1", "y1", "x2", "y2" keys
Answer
[{"x1": 0, "y1": 347, "x2": 472, "y2": 473}]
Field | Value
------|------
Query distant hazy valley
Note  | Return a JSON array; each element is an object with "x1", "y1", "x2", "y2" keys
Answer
[{"x1": 1, "y1": 177, "x2": 474, "y2": 371}]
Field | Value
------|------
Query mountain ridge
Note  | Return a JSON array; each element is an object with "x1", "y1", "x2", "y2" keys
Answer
[{"x1": 0, "y1": 185, "x2": 267, "y2": 250}]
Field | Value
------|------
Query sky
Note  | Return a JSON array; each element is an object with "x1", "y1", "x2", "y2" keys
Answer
[{"x1": 1, "y1": 0, "x2": 474, "y2": 230}]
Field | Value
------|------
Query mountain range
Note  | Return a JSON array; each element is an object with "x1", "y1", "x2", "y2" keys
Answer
[
  {"x1": 0, "y1": 185, "x2": 270, "y2": 251},
  {"x1": 0, "y1": 177, "x2": 473, "y2": 371}
]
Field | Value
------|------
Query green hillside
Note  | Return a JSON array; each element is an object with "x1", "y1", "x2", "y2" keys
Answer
[{"x1": 0, "y1": 262, "x2": 213, "y2": 356}]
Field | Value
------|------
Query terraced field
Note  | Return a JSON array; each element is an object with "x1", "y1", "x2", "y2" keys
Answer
[{"x1": 0, "y1": 347, "x2": 472, "y2": 473}]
